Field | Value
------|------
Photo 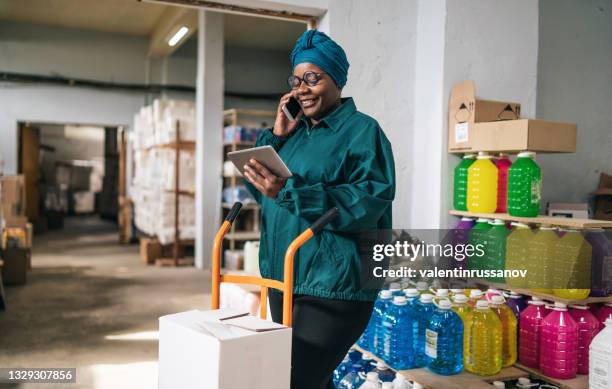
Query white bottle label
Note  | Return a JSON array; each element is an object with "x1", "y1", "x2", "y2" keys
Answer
[
  {"x1": 590, "y1": 349, "x2": 611, "y2": 389},
  {"x1": 455, "y1": 122, "x2": 469, "y2": 143},
  {"x1": 425, "y1": 329, "x2": 438, "y2": 359}
]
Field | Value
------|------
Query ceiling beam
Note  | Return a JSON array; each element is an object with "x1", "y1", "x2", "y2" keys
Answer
[{"x1": 148, "y1": 6, "x2": 198, "y2": 58}]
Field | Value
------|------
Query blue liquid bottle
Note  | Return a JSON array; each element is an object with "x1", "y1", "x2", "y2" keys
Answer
[
  {"x1": 333, "y1": 355, "x2": 353, "y2": 387},
  {"x1": 381, "y1": 296, "x2": 415, "y2": 370},
  {"x1": 337, "y1": 363, "x2": 365, "y2": 389},
  {"x1": 359, "y1": 290, "x2": 393, "y2": 353},
  {"x1": 373, "y1": 361, "x2": 395, "y2": 382},
  {"x1": 414, "y1": 293, "x2": 436, "y2": 367},
  {"x1": 425, "y1": 299, "x2": 464, "y2": 375}
]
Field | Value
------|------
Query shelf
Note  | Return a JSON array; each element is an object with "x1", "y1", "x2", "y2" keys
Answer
[
  {"x1": 449, "y1": 210, "x2": 612, "y2": 229},
  {"x1": 146, "y1": 141, "x2": 195, "y2": 151},
  {"x1": 225, "y1": 231, "x2": 260, "y2": 241},
  {"x1": 163, "y1": 189, "x2": 195, "y2": 197},
  {"x1": 515, "y1": 363, "x2": 588, "y2": 389},
  {"x1": 471, "y1": 279, "x2": 612, "y2": 305},
  {"x1": 222, "y1": 202, "x2": 259, "y2": 210},
  {"x1": 353, "y1": 345, "x2": 528, "y2": 389}
]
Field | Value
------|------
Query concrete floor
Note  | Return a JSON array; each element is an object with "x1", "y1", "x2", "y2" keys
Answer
[{"x1": 0, "y1": 216, "x2": 211, "y2": 389}]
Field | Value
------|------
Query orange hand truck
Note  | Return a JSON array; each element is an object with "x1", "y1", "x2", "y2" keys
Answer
[{"x1": 211, "y1": 202, "x2": 339, "y2": 327}]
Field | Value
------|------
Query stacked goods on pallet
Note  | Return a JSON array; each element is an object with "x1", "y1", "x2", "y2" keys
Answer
[{"x1": 132, "y1": 99, "x2": 196, "y2": 246}]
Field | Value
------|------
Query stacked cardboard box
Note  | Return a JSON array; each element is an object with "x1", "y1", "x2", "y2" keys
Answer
[{"x1": 133, "y1": 99, "x2": 196, "y2": 149}]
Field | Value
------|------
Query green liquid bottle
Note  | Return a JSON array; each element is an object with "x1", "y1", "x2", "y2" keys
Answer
[
  {"x1": 484, "y1": 219, "x2": 510, "y2": 283},
  {"x1": 468, "y1": 218, "x2": 493, "y2": 274},
  {"x1": 507, "y1": 151, "x2": 542, "y2": 217},
  {"x1": 453, "y1": 154, "x2": 476, "y2": 211}
]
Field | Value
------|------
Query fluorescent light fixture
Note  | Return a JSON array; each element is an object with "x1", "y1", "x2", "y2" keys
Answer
[{"x1": 168, "y1": 26, "x2": 189, "y2": 47}]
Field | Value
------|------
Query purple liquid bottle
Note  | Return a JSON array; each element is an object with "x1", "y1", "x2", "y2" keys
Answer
[
  {"x1": 586, "y1": 229, "x2": 612, "y2": 297},
  {"x1": 452, "y1": 217, "x2": 475, "y2": 270},
  {"x1": 504, "y1": 291, "x2": 527, "y2": 321}
]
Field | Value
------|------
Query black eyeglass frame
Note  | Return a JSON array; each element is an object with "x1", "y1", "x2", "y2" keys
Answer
[{"x1": 287, "y1": 71, "x2": 328, "y2": 89}]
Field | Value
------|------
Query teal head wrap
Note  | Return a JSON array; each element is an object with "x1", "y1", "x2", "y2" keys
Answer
[{"x1": 289, "y1": 29, "x2": 349, "y2": 88}]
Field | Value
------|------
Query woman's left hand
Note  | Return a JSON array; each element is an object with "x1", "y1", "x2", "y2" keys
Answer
[{"x1": 243, "y1": 159, "x2": 287, "y2": 199}]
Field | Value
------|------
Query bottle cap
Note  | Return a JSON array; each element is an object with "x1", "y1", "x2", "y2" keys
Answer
[
  {"x1": 450, "y1": 288, "x2": 465, "y2": 294},
  {"x1": 605, "y1": 303, "x2": 612, "y2": 308},
  {"x1": 366, "y1": 372, "x2": 379, "y2": 382},
  {"x1": 540, "y1": 224, "x2": 555, "y2": 230},
  {"x1": 477, "y1": 151, "x2": 492, "y2": 159},
  {"x1": 420, "y1": 293, "x2": 434, "y2": 303},
  {"x1": 476, "y1": 300, "x2": 489, "y2": 309},
  {"x1": 416, "y1": 281, "x2": 429, "y2": 291},
  {"x1": 379, "y1": 290, "x2": 393, "y2": 299},
  {"x1": 476, "y1": 218, "x2": 492, "y2": 223},
  {"x1": 393, "y1": 296, "x2": 407, "y2": 305},
  {"x1": 504, "y1": 291, "x2": 522, "y2": 299},
  {"x1": 553, "y1": 302, "x2": 568, "y2": 310},
  {"x1": 569, "y1": 304, "x2": 588, "y2": 310},
  {"x1": 438, "y1": 299, "x2": 452, "y2": 309},
  {"x1": 389, "y1": 282, "x2": 401, "y2": 291},
  {"x1": 528, "y1": 298, "x2": 545, "y2": 306},
  {"x1": 463, "y1": 154, "x2": 475, "y2": 159},
  {"x1": 493, "y1": 381, "x2": 506, "y2": 389},
  {"x1": 490, "y1": 219, "x2": 505, "y2": 225},
  {"x1": 517, "y1": 151, "x2": 536, "y2": 158},
  {"x1": 460, "y1": 217, "x2": 475, "y2": 222},
  {"x1": 518, "y1": 377, "x2": 531, "y2": 385},
  {"x1": 491, "y1": 295, "x2": 505, "y2": 305},
  {"x1": 435, "y1": 289, "x2": 449, "y2": 297},
  {"x1": 363, "y1": 354, "x2": 375, "y2": 361},
  {"x1": 382, "y1": 383, "x2": 394, "y2": 389},
  {"x1": 453, "y1": 294, "x2": 468, "y2": 304},
  {"x1": 470, "y1": 289, "x2": 484, "y2": 298},
  {"x1": 413, "y1": 382, "x2": 424, "y2": 389},
  {"x1": 511, "y1": 222, "x2": 530, "y2": 228},
  {"x1": 404, "y1": 288, "x2": 419, "y2": 298},
  {"x1": 376, "y1": 361, "x2": 388, "y2": 369}
]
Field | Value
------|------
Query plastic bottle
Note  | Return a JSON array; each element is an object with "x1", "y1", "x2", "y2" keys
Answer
[
  {"x1": 391, "y1": 374, "x2": 412, "y2": 389},
  {"x1": 540, "y1": 302, "x2": 579, "y2": 379},
  {"x1": 467, "y1": 152, "x2": 499, "y2": 213},
  {"x1": 452, "y1": 218, "x2": 476, "y2": 270},
  {"x1": 596, "y1": 303, "x2": 612, "y2": 331},
  {"x1": 507, "y1": 151, "x2": 541, "y2": 217},
  {"x1": 589, "y1": 318, "x2": 612, "y2": 389},
  {"x1": 425, "y1": 299, "x2": 464, "y2": 375},
  {"x1": 483, "y1": 220, "x2": 510, "y2": 283},
  {"x1": 454, "y1": 154, "x2": 476, "y2": 211},
  {"x1": 515, "y1": 377, "x2": 537, "y2": 388},
  {"x1": 416, "y1": 282, "x2": 429, "y2": 295},
  {"x1": 527, "y1": 225, "x2": 557, "y2": 293},
  {"x1": 452, "y1": 294, "x2": 472, "y2": 325},
  {"x1": 485, "y1": 288, "x2": 503, "y2": 302},
  {"x1": 586, "y1": 229, "x2": 612, "y2": 297},
  {"x1": 468, "y1": 289, "x2": 484, "y2": 308},
  {"x1": 333, "y1": 355, "x2": 353, "y2": 387},
  {"x1": 490, "y1": 295, "x2": 518, "y2": 367},
  {"x1": 358, "y1": 372, "x2": 382, "y2": 389},
  {"x1": 464, "y1": 300, "x2": 503, "y2": 376},
  {"x1": 338, "y1": 363, "x2": 366, "y2": 389},
  {"x1": 505, "y1": 222, "x2": 532, "y2": 288},
  {"x1": 468, "y1": 218, "x2": 493, "y2": 273},
  {"x1": 374, "y1": 361, "x2": 395, "y2": 383},
  {"x1": 492, "y1": 381, "x2": 505, "y2": 389},
  {"x1": 552, "y1": 230, "x2": 592, "y2": 300},
  {"x1": 450, "y1": 288, "x2": 466, "y2": 296},
  {"x1": 359, "y1": 354, "x2": 377, "y2": 373},
  {"x1": 434, "y1": 289, "x2": 450, "y2": 300},
  {"x1": 504, "y1": 291, "x2": 527, "y2": 321},
  {"x1": 414, "y1": 294, "x2": 436, "y2": 367},
  {"x1": 494, "y1": 153, "x2": 512, "y2": 213},
  {"x1": 381, "y1": 296, "x2": 415, "y2": 370},
  {"x1": 518, "y1": 297, "x2": 547, "y2": 368},
  {"x1": 569, "y1": 304, "x2": 600, "y2": 375},
  {"x1": 348, "y1": 347, "x2": 363, "y2": 362},
  {"x1": 361, "y1": 289, "x2": 393, "y2": 354},
  {"x1": 388, "y1": 282, "x2": 403, "y2": 296}
]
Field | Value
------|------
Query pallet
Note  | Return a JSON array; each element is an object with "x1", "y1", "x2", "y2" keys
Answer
[
  {"x1": 155, "y1": 257, "x2": 194, "y2": 267},
  {"x1": 515, "y1": 363, "x2": 588, "y2": 389},
  {"x1": 139, "y1": 237, "x2": 194, "y2": 265}
]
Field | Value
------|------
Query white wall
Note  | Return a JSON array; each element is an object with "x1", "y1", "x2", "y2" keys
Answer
[
  {"x1": 320, "y1": 0, "x2": 419, "y2": 229},
  {"x1": 536, "y1": 0, "x2": 612, "y2": 205}
]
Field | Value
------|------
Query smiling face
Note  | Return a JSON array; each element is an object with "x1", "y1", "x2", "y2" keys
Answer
[{"x1": 292, "y1": 62, "x2": 341, "y2": 122}]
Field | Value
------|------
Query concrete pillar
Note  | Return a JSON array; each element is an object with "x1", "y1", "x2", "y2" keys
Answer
[{"x1": 195, "y1": 10, "x2": 224, "y2": 269}]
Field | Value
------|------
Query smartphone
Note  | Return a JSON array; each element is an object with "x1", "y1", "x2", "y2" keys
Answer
[{"x1": 282, "y1": 97, "x2": 302, "y2": 121}]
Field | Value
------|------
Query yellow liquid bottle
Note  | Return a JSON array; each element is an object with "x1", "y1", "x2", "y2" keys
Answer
[
  {"x1": 464, "y1": 300, "x2": 503, "y2": 376},
  {"x1": 490, "y1": 295, "x2": 518, "y2": 367},
  {"x1": 527, "y1": 225, "x2": 557, "y2": 293},
  {"x1": 452, "y1": 294, "x2": 472, "y2": 323},
  {"x1": 553, "y1": 230, "x2": 592, "y2": 299},
  {"x1": 467, "y1": 152, "x2": 498, "y2": 213},
  {"x1": 505, "y1": 223, "x2": 532, "y2": 288}
]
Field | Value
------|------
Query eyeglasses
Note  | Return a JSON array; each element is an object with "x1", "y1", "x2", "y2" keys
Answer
[{"x1": 287, "y1": 71, "x2": 327, "y2": 89}]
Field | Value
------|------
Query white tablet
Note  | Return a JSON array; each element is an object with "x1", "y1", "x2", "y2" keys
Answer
[{"x1": 227, "y1": 145, "x2": 293, "y2": 178}]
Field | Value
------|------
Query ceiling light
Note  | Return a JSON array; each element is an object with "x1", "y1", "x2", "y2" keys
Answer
[{"x1": 168, "y1": 26, "x2": 189, "y2": 47}]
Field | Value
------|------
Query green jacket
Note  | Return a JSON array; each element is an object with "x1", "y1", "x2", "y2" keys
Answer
[{"x1": 245, "y1": 98, "x2": 395, "y2": 301}]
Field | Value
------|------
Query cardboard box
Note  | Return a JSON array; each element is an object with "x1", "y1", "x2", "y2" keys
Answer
[
  {"x1": 470, "y1": 119, "x2": 577, "y2": 153},
  {"x1": 1, "y1": 176, "x2": 27, "y2": 227},
  {"x1": 547, "y1": 202, "x2": 589, "y2": 219},
  {"x1": 158, "y1": 309, "x2": 291, "y2": 389},
  {"x1": 592, "y1": 173, "x2": 612, "y2": 221},
  {"x1": 1, "y1": 248, "x2": 29, "y2": 285},
  {"x1": 448, "y1": 80, "x2": 521, "y2": 152},
  {"x1": 140, "y1": 237, "x2": 162, "y2": 264}
]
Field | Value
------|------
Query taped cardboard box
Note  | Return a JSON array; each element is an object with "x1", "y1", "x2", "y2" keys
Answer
[
  {"x1": 448, "y1": 80, "x2": 521, "y2": 152},
  {"x1": 1, "y1": 176, "x2": 27, "y2": 228},
  {"x1": 158, "y1": 309, "x2": 291, "y2": 389}
]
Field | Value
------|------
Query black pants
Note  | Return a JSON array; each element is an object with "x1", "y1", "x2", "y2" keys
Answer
[{"x1": 269, "y1": 289, "x2": 374, "y2": 389}]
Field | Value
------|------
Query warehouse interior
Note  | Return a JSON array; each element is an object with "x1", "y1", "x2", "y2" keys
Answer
[{"x1": 1, "y1": 0, "x2": 612, "y2": 388}]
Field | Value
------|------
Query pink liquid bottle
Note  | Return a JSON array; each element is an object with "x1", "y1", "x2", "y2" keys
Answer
[
  {"x1": 568, "y1": 304, "x2": 600, "y2": 375},
  {"x1": 494, "y1": 153, "x2": 512, "y2": 213},
  {"x1": 596, "y1": 303, "x2": 612, "y2": 331},
  {"x1": 518, "y1": 297, "x2": 547, "y2": 368},
  {"x1": 539, "y1": 302, "x2": 579, "y2": 379}
]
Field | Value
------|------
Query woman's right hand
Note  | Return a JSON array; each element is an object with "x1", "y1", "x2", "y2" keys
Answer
[{"x1": 273, "y1": 92, "x2": 303, "y2": 137}]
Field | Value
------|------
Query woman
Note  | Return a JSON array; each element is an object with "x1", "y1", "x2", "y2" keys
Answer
[{"x1": 243, "y1": 29, "x2": 395, "y2": 389}]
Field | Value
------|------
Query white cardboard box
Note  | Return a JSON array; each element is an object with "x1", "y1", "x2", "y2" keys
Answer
[{"x1": 158, "y1": 309, "x2": 291, "y2": 389}]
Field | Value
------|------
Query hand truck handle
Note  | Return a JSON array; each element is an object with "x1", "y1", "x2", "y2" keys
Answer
[
  {"x1": 310, "y1": 207, "x2": 340, "y2": 234},
  {"x1": 225, "y1": 202, "x2": 243, "y2": 223}
]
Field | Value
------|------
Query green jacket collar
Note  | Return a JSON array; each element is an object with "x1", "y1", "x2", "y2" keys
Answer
[{"x1": 301, "y1": 97, "x2": 356, "y2": 132}]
